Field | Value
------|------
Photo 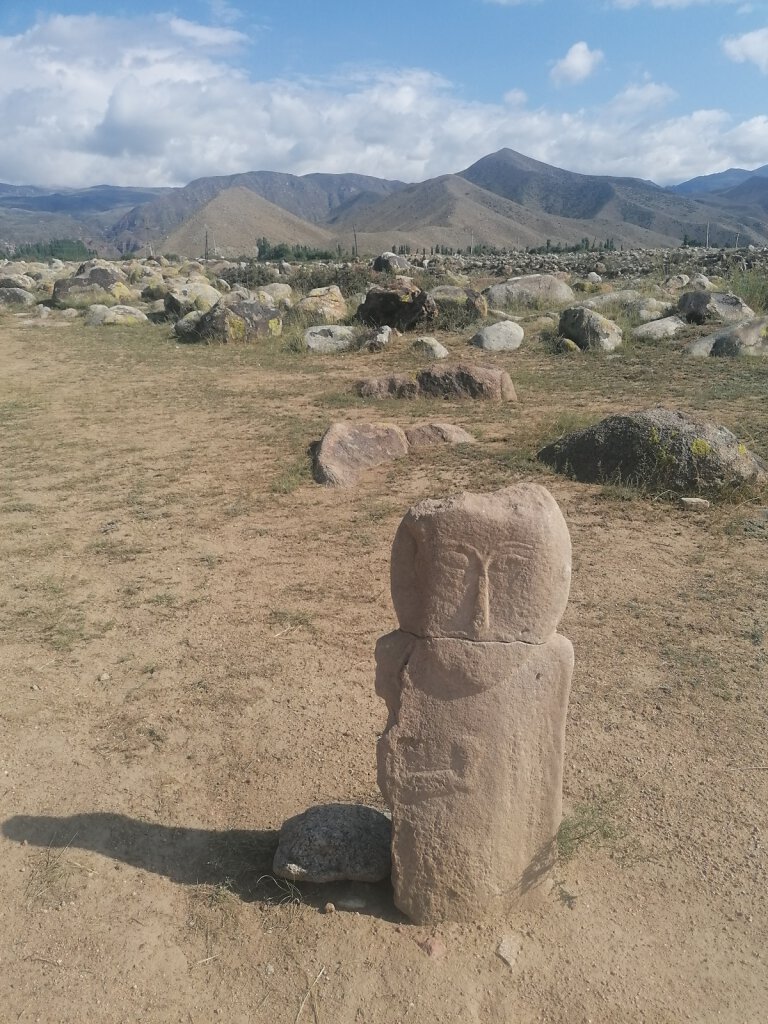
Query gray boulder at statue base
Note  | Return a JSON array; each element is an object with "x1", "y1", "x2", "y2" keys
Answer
[
  {"x1": 559, "y1": 306, "x2": 622, "y2": 351},
  {"x1": 273, "y1": 804, "x2": 391, "y2": 883},
  {"x1": 537, "y1": 407, "x2": 768, "y2": 493},
  {"x1": 304, "y1": 325, "x2": 356, "y2": 353},
  {"x1": 470, "y1": 320, "x2": 524, "y2": 352}
]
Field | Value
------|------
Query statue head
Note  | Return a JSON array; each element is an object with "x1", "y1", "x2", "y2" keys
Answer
[{"x1": 390, "y1": 483, "x2": 571, "y2": 644}]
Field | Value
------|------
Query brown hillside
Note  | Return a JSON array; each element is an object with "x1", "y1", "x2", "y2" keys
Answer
[{"x1": 161, "y1": 186, "x2": 334, "y2": 257}]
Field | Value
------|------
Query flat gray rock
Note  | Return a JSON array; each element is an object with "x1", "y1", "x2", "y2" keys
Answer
[
  {"x1": 273, "y1": 803, "x2": 392, "y2": 883},
  {"x1": 470, "y1": 320, "x2": 524, "y2": 351},
  {"x1": 304, "y1": 325, "x2": 355, "y2": 353}
]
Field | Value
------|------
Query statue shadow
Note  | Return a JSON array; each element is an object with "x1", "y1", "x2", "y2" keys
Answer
[{"x1": 2, "y1": 811, "x2": 401, "y2": 921}]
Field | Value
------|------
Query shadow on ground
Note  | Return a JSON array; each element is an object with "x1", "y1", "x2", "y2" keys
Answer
[{"x1": 2, "y1": 812, "x2": 399, "y2": 920}]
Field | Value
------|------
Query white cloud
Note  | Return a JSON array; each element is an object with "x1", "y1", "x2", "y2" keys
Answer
[
  {"x1": 0, "y1": 13, "x2": 765, "y2": 189},
  {"x1": 550, "y1": 42, "x2": 604, "y2": 85},
  {"x1": 723, "y1": 27, "x2": 768, "y2": 72}
]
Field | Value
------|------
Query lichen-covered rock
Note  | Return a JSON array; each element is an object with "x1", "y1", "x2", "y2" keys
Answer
[
  {"x1": 537, "y1": 407, "x2": 768, "y2": 493},
  {"x1": 296, "y1": 285, "x2": 347, "y2": 322},
  {"x1": 0, "y1": 287, "x2": 36, "y2": 307},
  {"x1": 164, "y1": 280, "x2": 223, "y2": 318},
  {"x1": 178, "y1": 300, "x2": 281, "y2": 344},
  {"x1": 677, "y1": 290, "x2": 755, "y2": 325},
  {"x1": 357, "y1": 280, "x2": 437, "y2": 331},
  {"x1": 708, "y1": 316, "x2": 768, "y2": 357},
  {"x1": 558, "y1": 306, "x2": 622, "y2": 351},
  {"x1": 430, "y1": 285, "x2": 488, "y2": 320},
  {"x1": 85, "y1": 304, "x2": 149, "y2": 326},
  {"x1": 373, "y1": 251, "x2": 411, "y2": 273}
]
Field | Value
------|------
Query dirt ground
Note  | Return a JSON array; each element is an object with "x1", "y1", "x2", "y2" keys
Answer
[{"x1": 1, "y1": 311, "x2": 767, "y2": 1024}]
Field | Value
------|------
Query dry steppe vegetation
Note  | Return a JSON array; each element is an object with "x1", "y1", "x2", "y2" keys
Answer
[{"x1": 1, "y1": 257, "x2": 767, "y2": 1023}]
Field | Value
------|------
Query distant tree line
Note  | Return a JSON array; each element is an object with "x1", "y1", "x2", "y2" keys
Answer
[
  {"x1": 10, "y1": 238, "x2": 96, "y2": 261},
  {"x1": 255, "y1": 237, "x2": 341, "y2": 262}
]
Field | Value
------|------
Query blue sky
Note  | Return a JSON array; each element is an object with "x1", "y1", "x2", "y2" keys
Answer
[{"x1": 0, "y1": 1, "x2": 766, "y2": 188}]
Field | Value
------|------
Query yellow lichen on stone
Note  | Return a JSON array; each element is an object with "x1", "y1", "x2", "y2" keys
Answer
[{"x1": 690, "y1": 438, "x2": 711, "y2": 458}]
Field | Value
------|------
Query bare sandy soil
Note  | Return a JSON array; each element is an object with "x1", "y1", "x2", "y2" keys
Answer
[{"x1": 1, "y1": 312, "x2": 767, "y2": 1023}]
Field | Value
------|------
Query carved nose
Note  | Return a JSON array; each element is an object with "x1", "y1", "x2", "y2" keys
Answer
[{"x1": 471, "y1": 561, "x2": 490, "y2": 637}]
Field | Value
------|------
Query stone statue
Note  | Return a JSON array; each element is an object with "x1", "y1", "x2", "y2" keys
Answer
[{"x1": 376, "y1": 484, "x2": 574, "y2": 924}]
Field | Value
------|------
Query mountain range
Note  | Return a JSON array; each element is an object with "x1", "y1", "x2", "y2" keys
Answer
[{"x1": 1, "y1": 149, "x2": 767, "y2": 258}]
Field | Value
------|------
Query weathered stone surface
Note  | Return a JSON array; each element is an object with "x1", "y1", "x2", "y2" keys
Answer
[
  {"x1": 180, "y1": 300, "x2": 281, "y2": 344},
  {"x1": 680, "y1": 496, "x2": 710, "y2": 511},
  {"x1": 304, "y1": 325, "x2": 355, "y2": 353},
  {"x1": 484, "y1": 274, "x2": 575, "y2": 309},
  {"x1": 677, "y1": 290, "x2": 755, "y2": 325},
  {"x1": 416, "y1": 364, "x2": 517, "y2": 401},
  {"x1": 538, "y1": 407, "x2": 768, "y2": 492},
  {"x1": 173, "y1": 310, "x2": 205, "y2": 340},
  {"x1": 164, "y1": 280, "x2": 222, "y2": 318},
  {"x1": 357, "y1": 281, "x2": 437, "y2": 331},
  {"x1": 85, "y1": 304, "x2": 149, "y2": 326},
  {"x1": 558, "y1": 306, "x2": 622, "y2": 351},
  {"x1": 356, "y1": 374, "x2": 419, "y2": 399},
  {"x1": 411, "y1": 336, "x2": 449, "y2": 359},
  {"x1": 364, "y1": 325, "x2": 393, "y2": 352},
  {"x1": 0, "y1": 287, "x2": 36, "y2": 307},
  {"x1": 258, "y1": 282, "x2": 294, "y2": 307},
  {"x1": 0, "y1": 274, "x2": 35, "y2": 291},
  {"x1": 390, "y1": 484, "x2": 572, "y2": 644},
  {"x1": 404, "y1": 423, "x2": 476, "y2": 448},
  {"x1": 296, "y1": 285, "x2": 347, "y2": 322},
  {"x1": 708, "y1": 316, "x2": 768, "y2": 357},
  {"x1": 373, "y1": 251, "x2": 411, "y2": 273},
  {"x1": 633, "y1": 316, "x2": 687, "y2": 341},
  {"x1": 273, "y1": 804, "x2": 392, "y2": 883},
  {"x1": 313, "y1": 422, "x2": 410, "y2": 486},
  {"x1": 377, "y1": 483, "x2": 574, "y2": 923},
  {"x1": 430, "y1": 285, "x2": 488, "y2": 320},
  {"x1": 469, "y1": 321, "x2": 524, "y2": 352},
  {"x1": 314, "y1": 420, "x2": 475, "y2": 485}
]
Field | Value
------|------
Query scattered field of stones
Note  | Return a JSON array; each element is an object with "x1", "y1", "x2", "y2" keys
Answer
[{"x1": 0, "y1": 243, "x2": 767, "y2": 1023}]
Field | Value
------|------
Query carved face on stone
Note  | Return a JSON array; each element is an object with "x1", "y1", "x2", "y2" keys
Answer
[{"x1": 390, "y1": 483, "x2": 571, "y2": 644}]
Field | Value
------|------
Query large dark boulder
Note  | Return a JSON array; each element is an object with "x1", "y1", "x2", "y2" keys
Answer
[
  {"x1": 356, "y1": 280, "x2": 437, "y2": 331},
  {"x1": 537, "y1": 407, "x2": 768, "y2": 493},
  {"x1": 176, "y1": 300, "x2": 281, "y2": 344}
]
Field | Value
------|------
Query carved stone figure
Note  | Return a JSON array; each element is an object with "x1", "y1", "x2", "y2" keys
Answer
[{"x1": 376, "y1": 484, "x2": 574, "y2": 923}]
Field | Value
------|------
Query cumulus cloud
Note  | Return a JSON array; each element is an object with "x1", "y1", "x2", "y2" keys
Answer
[
  {"x1": 550, "y1": 42, "x2": 604, "y2": 85},
  {"x1": 0, "y1": 13, "x2": 764, "y2": 189},
  {"x1": 723, "y1": 27, "x2": 768, "y2": 72}
]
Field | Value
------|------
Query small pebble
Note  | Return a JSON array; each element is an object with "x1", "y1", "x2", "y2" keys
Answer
[{"x1": 323, "y1": 902, "x2": 336, "y2": 914}]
